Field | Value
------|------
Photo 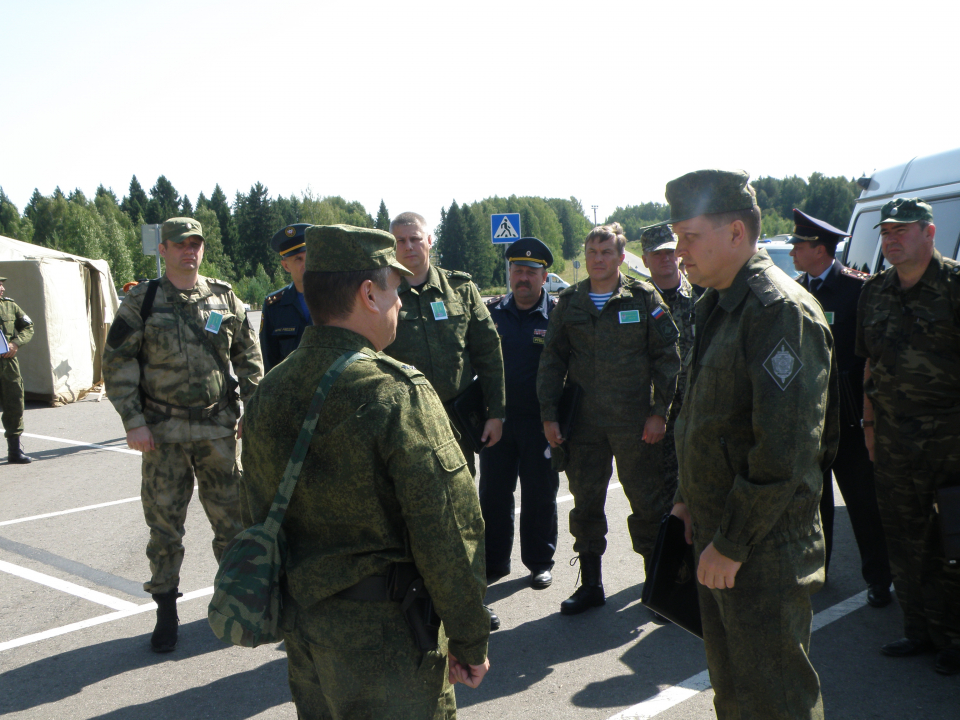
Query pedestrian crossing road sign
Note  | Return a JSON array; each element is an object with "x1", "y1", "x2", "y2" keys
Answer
[{"x1": 491, "y1": 213, "x2": 521, "y2": 243}]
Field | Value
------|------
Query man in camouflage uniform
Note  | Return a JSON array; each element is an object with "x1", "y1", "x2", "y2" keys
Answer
[
  {"x1": 385, "y1": 211, "x2": 505, "y2": 479},
  {"x1": 538, "y1": 222, "x2": 680, "y2": 616},
  {"x1": 103, "y1": 217, "x2": 262, "y2": 653},
  {"x1": 0, "y1": 276, "x2": 35, "y2": 464},
  {"x1": 856, "y1": 197, "x2": 960, "y2": 676},
  {"x1": 640, "y1": 224, "x2": 698, "y2": 508},
  {"x1": 241, "y1": 224, "x2": 490, "y2": 719},
  {"x1": 669, "y1": 170, "x2": 838, "y2": 719}
]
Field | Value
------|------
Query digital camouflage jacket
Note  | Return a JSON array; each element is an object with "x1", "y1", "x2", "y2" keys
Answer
[
  {"x1": 103, "y1": 275, "x2": 262, "y2": 443},
  {"x1": 241, "y1": 325, "x2": 490, "y2": 665},
  {"x1": 675, "y1": 250, "x2": 839, "y2": 563},
  {"x1": 537, "y1": 272, "x2": 680, "y2": 427},
  {"x1": 385, "y1": 265, "x2": 505, "y2": 417}
]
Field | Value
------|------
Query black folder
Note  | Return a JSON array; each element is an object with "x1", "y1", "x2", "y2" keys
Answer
[
  {"x1": 936, "y1": 485, "x2": 960, "y2": 561},
  {"x1": 557, "y1": 383, "x2": 582, "y2": 441},
  {"x1": 449, "y1": 378, "x2": 487, "y2": 454},
  {"x1": 640, "y1": 513, "x2": 703, "y2": 639}
]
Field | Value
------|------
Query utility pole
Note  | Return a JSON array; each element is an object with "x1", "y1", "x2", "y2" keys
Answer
[{"x1": 591, "y1": 205, "x2": 598, "y2": 227}]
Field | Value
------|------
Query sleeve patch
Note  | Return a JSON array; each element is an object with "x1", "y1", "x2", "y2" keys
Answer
[
  {"x1": 107, "y1": 317, "x2": 134, "y2": 348},
  {"x1": 763, "y1": 338, "x2": 803, "y2": 390}
]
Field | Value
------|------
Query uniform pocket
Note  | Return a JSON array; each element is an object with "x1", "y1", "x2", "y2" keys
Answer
[
  {"x1": 697, "y1": 340, "x2": 737, "y2": 409},
  {"x1": 861, "y1": 310, "x2": 890, "y2": 355},
  {"x1": 434, "y1": 439, "x2": 467, "y2": 473},
  {"x1": 143, "y1": 318, "x2": 182, "y2": 365}
]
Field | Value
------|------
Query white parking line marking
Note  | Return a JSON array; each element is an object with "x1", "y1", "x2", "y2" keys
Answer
[
  {"x1": 517, "y1": 482, "x2": 619, "y2": 512},
  {"x1": 23, "y1": 433, "x2": 142, "y2": 456},
  {"x1": 0, "y1": 497, "x2": 141, "y2": 527},
  {"x1": 606, "y1": 590, "x2": 872, "y2": 719},
  {"x1": 0, "y1": 559, "x2": 139, "y2": 611},
  {"x1": 0, "y1": 587, "x2": 214, "y2": 653}
]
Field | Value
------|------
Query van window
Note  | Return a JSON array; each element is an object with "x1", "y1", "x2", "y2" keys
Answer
[
  {"x1": 845, "y1": 209, "x2": 881, "y2": 273},
  {"x1": 930, "y1": 199, "x2": 960, "y2": 260}
]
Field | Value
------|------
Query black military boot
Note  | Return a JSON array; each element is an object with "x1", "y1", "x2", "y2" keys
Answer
[
  {"x1": 7, "y1": 437, "x2": 33, "y2": 464},
  {"x1": 151, "y1": 588, "x2": 182, "y2": 652},
  {"x1": 560, "y1": 554, "x2": 605, "y2": 615}
]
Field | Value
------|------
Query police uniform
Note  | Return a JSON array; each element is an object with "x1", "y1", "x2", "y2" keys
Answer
[
  {"x1": 384, "y1": 264, "x2": 505, "y2": 478},
  {"x1": 260, "y1": 223, "x2": 312, "y2": 373},
  {"x1": 479, "y1": 238, "x2": 559, "y2": 587},
  {"x1": 856, "y1": 198, "x2": 960, "y2": 674},
  {"x1": 240, "y1": 225, "x2": 489, "y2": 719},
  {"x1": 669, "y1": 170, "x2": 839, "y2": 719},
  {"x1": 788, "y1": 209, "x2": 892, "y2": 604},
  {"x1": 102, "y1": 217, "x2": 263, "y2": 652},
  {"x1": 0, "y1": 280, "x2": 35, "y2": 463}
]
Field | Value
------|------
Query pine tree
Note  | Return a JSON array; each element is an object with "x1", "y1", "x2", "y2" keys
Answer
[
  {"x1": 437, "y1": 201, "x2": 467, "y2": 272},
  {"x1": 375, "y1": 199, "x2": 390, "y2": 231},
  {"x1": 235, "y1": 183, "x2": 280, "y2": 277},
  {"x1": 209, "y1": 185, "x2": 238, "y2": 258},
  {"x1": 121, "y1": 175, "x2": 149, "y2": 226},
  {"x1": 145, "y1": 176, "x2": 181, "y2": 224},
  {"x1": 181, "y1": 195, "x2": 194, "y2": 217}
]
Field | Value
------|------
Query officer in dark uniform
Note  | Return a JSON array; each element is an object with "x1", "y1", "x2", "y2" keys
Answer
[
  {"x1": 789, "y1": 208, "x2": 893, "y2": 607},
  {"x1": 480, "y1": 238, "x2": 559, "y2": 589},
  {"x1": 260, "y1": 223, "x2": 312, "y2": 373}
]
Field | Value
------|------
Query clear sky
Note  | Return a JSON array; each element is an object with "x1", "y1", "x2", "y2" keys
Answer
[{"x1": 3, "y1": 0, "x2": 958, "y2": 232}]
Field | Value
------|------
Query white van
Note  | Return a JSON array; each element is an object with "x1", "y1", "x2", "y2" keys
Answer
[{"x1": 842, "y1": 147, "x2": 960, "y2": 274}]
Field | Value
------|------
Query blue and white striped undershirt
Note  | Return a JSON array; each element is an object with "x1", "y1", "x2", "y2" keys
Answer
[{"x1": 588, "y1": 291, "x2": 613, "y2": 312}]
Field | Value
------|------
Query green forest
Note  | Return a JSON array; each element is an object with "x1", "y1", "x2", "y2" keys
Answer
[{"x1": 0, "y1": 172, "x2": 861, "y2": 303}]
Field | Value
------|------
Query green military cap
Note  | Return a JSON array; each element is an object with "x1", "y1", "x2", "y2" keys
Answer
[
  {"x1": 664, "y1": 169, "x2": 757, "y2": 224},
  {"x1": 873, "y1": 197, "x2": 934, "y2": 228},
  {"x1": 161, "y1": 217, "x2": 204, "y2": 244},
  {"x1": 640, "y1": 224, "x2": 678, "y2": 254},
  {"x1": 0, "y1": 277, "x2": 7, "y2": 282},
  {"x1": 305, "y1": 224, "x2": 413, "y2": 276}
]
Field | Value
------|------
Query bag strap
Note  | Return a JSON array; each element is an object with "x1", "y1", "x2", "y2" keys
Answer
[
  {"x1": 262, "y1": 350, "x2": 366, "y2": 536},
  {"x1": 139, "y1": 279, "x2": 160, "y2": 323},
  {"x1": 174, "y1": 302, "x2": 241, "y2": 398}
]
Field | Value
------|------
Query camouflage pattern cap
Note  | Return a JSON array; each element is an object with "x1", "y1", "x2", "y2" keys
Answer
[
  {"x1": 304, "y1": 224, "x2": 413, "y2": 276},
  {"x1": 0, "y1": 276, "x2": 7, "y2": 282},
  {"x1": 640, "y1": 224, "x2": 678, "y2": 254},
  {"x1": 161, "y1": 217, "x2": 204, "y2": 244},
  {"x1": 664, "y1": 169, "x2": 757, "y2": 224},
  {"x1": 873, "y1": 198, "x2": 934, "y2": 228}
]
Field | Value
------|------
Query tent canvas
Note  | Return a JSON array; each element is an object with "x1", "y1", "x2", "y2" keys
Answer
[{"x1": 0, "y1": 235, "x2": 120, "y2": 404}]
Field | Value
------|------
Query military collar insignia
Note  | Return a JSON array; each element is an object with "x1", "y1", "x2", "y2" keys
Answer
[{"x1": 763, "y1": 338, "x2": 803, "y2": 390}]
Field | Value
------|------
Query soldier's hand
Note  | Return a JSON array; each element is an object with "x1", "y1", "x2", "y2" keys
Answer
[
  {"x1": 543, "y1": 421, "x2": 563, "y2": 447},
  {"x1": 448, "y1": 652, "x2": 490, "y2": 688},
  {"x1": 2, "y1": 341, "x2": 18, "y2": 359},
  {"x1": 642, "y1": 414, "x2": 666, "y2": 444},
  {"x1": 863, "y1": 426, "x2": 874, "y2": 462},
  {"x1": 126, "y1": 426, "x2": 155, "y2": 453},
  {"x1": 481, "y1": 418, "x2": 502, "y2": 448},
  {"x1": 670, "y1": 503, "x2": 693, "y2": 545},
  {"x1": 697, "y1": 542, "x2": 742, "y2": 590}
]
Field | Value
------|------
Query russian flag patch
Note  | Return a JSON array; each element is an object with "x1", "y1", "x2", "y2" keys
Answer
[{"x1": 651, "y1": 306, "x2": 665, "y2": 320}]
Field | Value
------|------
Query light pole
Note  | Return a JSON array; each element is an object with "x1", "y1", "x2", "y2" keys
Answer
[{"x1": 591, "y1": 205, "x2": 598, "y2": 227}]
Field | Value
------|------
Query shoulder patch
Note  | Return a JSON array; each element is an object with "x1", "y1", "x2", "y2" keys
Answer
[
  {"x1": 841, "y1": 266, "x2": 869, "y2": 281},
  {"x1": 763, "y1": 338, "x2": 803, "y2": 390},
  {"x1": 747, "y1": 272, "x2": 784, "y2": 307},
  {"x1": 375, "y1": 353, "x2": 429, "y2": 384},
  {"x1": 106, "y1": 317, "x2": 135, "y2": 348},
  {"x1": 1, "y1": 297, "x2": 13, "y2": 302},
  {"x1": 208, "y1": 278, "x2": 233, "y2": 291},
  {"x1": 443, "y1": 268, "x2": 472, "y2": 281}
]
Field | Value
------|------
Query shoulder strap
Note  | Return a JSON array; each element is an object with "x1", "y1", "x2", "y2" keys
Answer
[
  {"x1": 174, "y1": 302, "x2": 240, "y2": 396},
  {"x1": 140, "y1": 279, "x2": 160, "y2": 323},
  {"x1": 262, "y1": 350, "x2": 366, "y2": 536}
]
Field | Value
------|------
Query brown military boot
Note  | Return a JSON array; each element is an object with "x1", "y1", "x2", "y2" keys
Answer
[
  {"x1": 7, "y1": 437, "x2": 33, "y2": 464},
  {"x1": 560, "y1": 554, "x2": 605, "y2": 615},
  {"x1": 151, "y1": 589, "x2": 183, "y2": 652}
]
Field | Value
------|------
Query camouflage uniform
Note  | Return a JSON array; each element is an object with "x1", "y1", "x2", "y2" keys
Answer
[
  {"x1": 384, "y1": 265, "x2": 505, "y2": 477},
  {"x1": 856, "y1": 248, "x2": 960, "y2": 652},
  {"x1": 656, "y1": 273, "x2": 698, "y2": 495},
  {"x1": 537, "y1": 273, "x2": 680, "y2": 560},
  {"x1": 0, "y1": 297, "x2": 34, "y2": 438},
  {"x1": 103, "y1": 275, "x2": 262, "y2": 593},
  {"x1": 676, "y1": 250, "x2": 839, "y2": 720},
  {"x1": 241, "y1": 327, "x2": 489, "y2": 717}
]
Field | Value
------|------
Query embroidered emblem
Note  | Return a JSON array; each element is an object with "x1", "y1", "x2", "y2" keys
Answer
[
  {"x1": 763, "y1": 338, "x2": 803, "y2": 390},
  {"x1": 285, "y1": 227, "x2": 296, "y2": 237}
]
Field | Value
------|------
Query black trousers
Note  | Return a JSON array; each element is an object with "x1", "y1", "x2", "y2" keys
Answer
[
  {"x1": 820, "y1": 422, "x2": 892, "y2": 587},
  {"x1": 478, "y1": 414, "x2": 559, "y2": 574}
]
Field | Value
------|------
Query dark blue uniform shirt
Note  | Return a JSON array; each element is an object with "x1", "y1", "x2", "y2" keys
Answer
[
  {"x1": 260, "y1": 283, "x2": 312, "y2": 373},
  {"x1": 488, "y1": 290, "x2": 555, "y2": 418}
]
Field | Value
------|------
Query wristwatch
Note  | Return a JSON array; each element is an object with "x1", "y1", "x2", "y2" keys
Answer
[{"x1": 861, "y1": 419, "x2": 875, "y2": 428}]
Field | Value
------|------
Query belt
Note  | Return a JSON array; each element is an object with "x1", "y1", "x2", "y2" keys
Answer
[
  {"x1": 143, "y1": 395, "x2": 232, "y2": 421},
  {"x1": 334, "y1": 563, "x2": 422, "y2": 602}
]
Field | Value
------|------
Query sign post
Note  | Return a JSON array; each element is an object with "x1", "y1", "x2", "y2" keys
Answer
[
  {"x1": 141, "y1": 224, "x2": 162, "y2": 278},
  {"x1": 491, "y1": 214, "x2": 521, "y2": 288}
]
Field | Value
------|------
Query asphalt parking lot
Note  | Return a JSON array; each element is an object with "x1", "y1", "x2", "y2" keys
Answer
[{"x1": 0, "y1": 391, "x2": 956, "y2": 719}]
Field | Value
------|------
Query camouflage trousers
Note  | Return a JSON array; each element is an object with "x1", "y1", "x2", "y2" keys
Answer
[
  {"x1": 0, "y1": 358, "x2": 24, "y2": 438},
  {"x1": 660, "y1": 387, "x2": 684, "y2": 496},
  {"x1": 873, "y1": 413, "x2": 960, "y2": 650},
  {"x1": 284, "y1": 596, "x2": 456, "y2": 720},
  {"x1": 566, "y1": 424, "x2": 675, "y2": 560},
  {"x1": 141, "y1": 435, "x2": 244, "y2": 594},
  {"x1": 695, "y1": 531, "x2": 825, "y2": 720}
]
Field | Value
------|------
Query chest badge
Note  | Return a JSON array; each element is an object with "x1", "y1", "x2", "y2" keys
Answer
[
  {"x1": 824, "y1": 311, "x2": 835, "y2": 325},
  {"x1": 205, "y1": 312, "x2": 224, "y2": 334},
  {"x1": 763, "y1": 338, "x2": 803, "y2": 391},
  {"x1": 430, "y1": 301, "x2": 448, "y2": 320},
  {"x1": 619, "y1": 310, "x2": 640, "y2": 324}
]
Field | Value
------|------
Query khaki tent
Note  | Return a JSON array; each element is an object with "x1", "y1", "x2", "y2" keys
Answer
[{"x1": 0, "y1": 235, "x2": 120, "y2": 404}]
